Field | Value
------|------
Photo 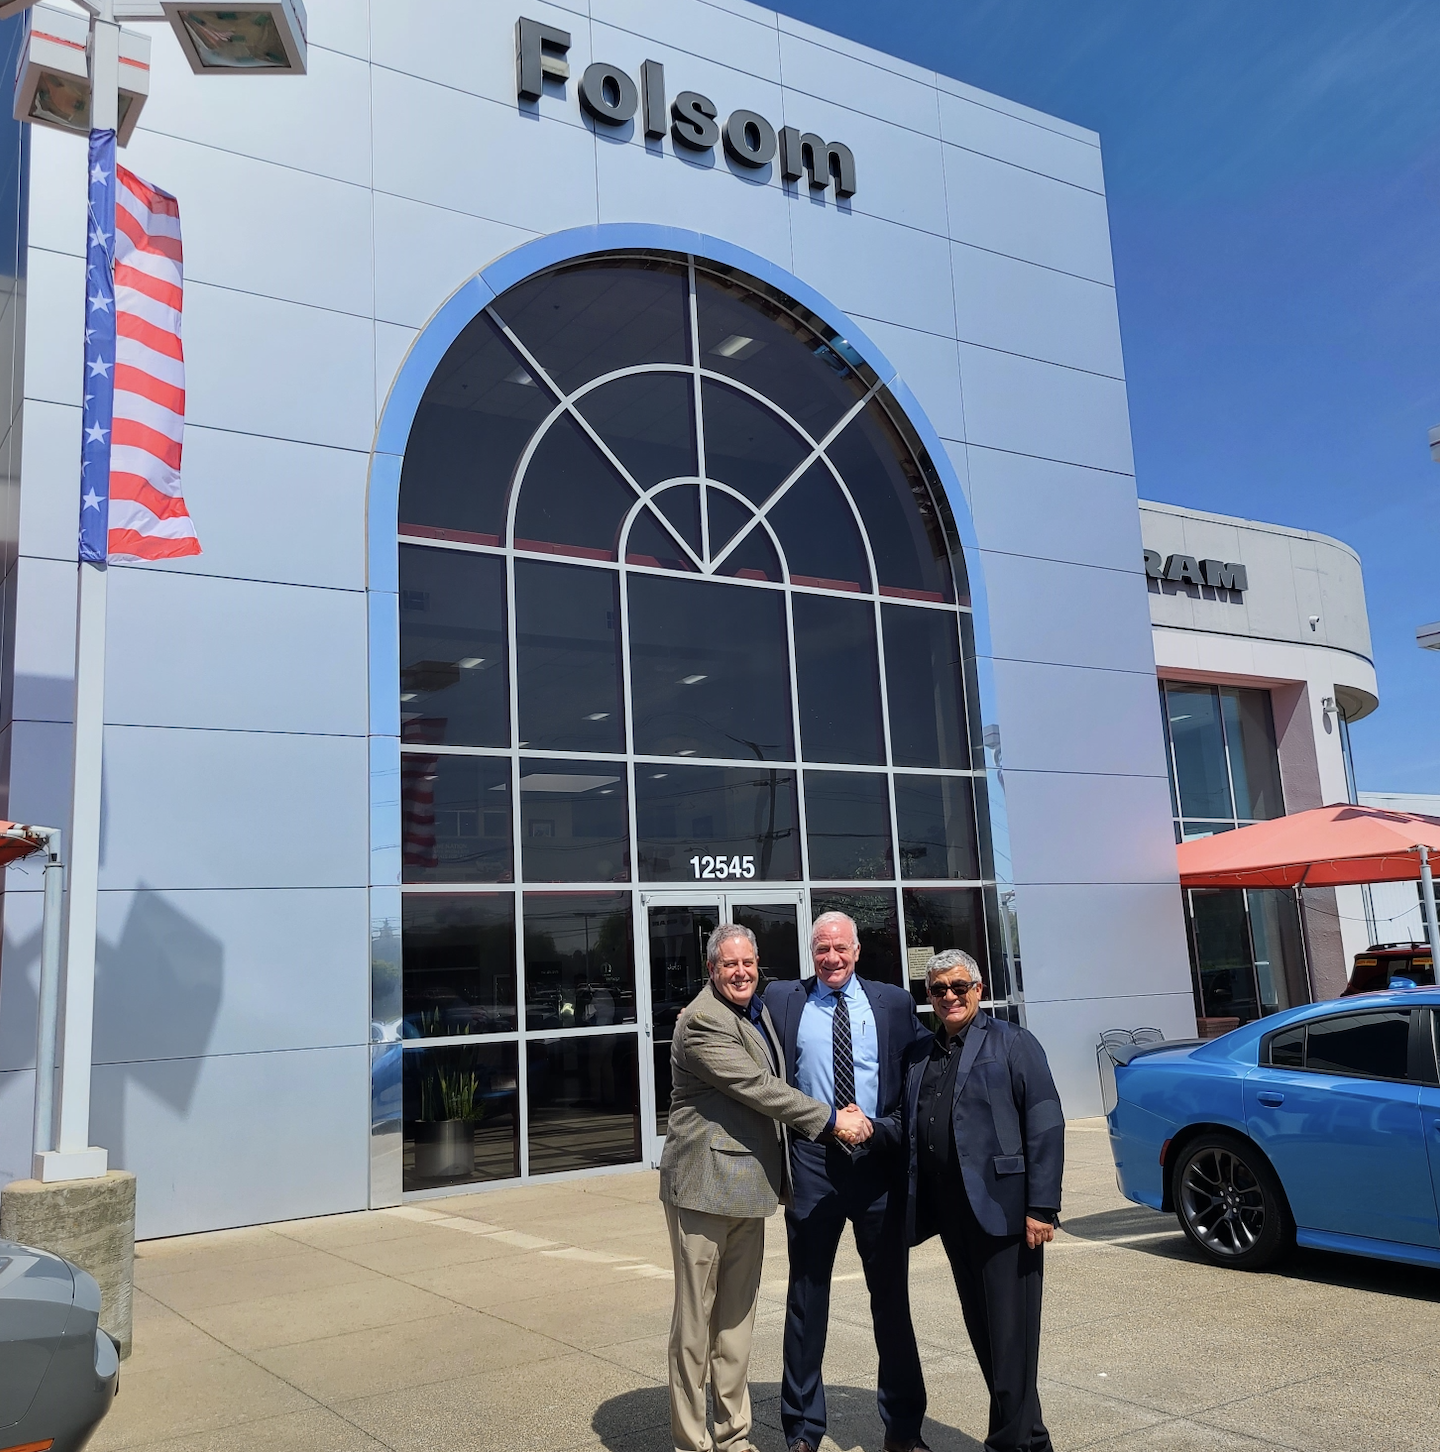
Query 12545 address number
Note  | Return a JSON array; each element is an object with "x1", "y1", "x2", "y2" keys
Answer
[{"x1": 689, "y1": 854, "x2": 757, "y2": 880}]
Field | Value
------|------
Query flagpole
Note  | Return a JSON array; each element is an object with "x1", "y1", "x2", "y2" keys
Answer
[{"x1": 40, "y1": 3, "x2": 119, "y2": 1183}]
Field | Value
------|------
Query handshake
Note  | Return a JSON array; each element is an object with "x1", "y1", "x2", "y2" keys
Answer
[{"x1": 832, "y1": 1103, "x2": 873, "y2": 1146}]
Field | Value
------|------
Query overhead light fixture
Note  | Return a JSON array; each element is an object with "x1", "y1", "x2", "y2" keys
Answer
[
  {"x1": 677, "y1": 749, "x2": 696, "y2": 756},
  {"x1": 519, "y1": 773, "x2": 621, "y2": 794},
  {"x1": 680, "y1": 674, "x2": 707, "y2": 685},
  {"x1": 711, "y1": 334, "x2": 762, "y2": 360},
  {"x1": 505, "y1": 365, "x2": 536, "y2": 386},
  {"x1": 160, "y1": 1, "x2": 307, "y2": 74},
  {"x1": 12, "y1": 8, "x2": 151, "y2": 143},
  {"x1": 457, "y1": 656, "x2": 485, "y2": 669},
  {"x1": 584, "y1": 711, "x2": 610, "y2": 721}
]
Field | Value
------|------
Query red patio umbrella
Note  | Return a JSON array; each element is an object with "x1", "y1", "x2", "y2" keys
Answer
[{"x1": 1175, "y1": 803, "x2": 1440, "y2": 891}]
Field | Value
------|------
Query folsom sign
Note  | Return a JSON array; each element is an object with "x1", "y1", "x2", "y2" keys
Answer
[
  {"x1": 517, "y1": 17, "x2": 858, "y2": 198},
  {"x1": 1144, "y1": 550, "x2": 1248, "y2": 593}
]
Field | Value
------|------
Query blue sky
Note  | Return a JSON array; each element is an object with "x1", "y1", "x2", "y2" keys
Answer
[{"x1": 776, "y1": 0, "x2": 1440, "y2": 793}]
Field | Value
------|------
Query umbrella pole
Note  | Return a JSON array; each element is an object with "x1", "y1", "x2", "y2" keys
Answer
[
  {"x1": 1420, "y1": 846, "x2": 1440, "y2": 973},
  {"x1": 1294, "y1": 884, "x2": 1317, "y2": 1002}
]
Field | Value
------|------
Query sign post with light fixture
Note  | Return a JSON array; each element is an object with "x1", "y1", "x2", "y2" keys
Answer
[{"x1": 2, "y1": 0, "x2": 308, "y2": 1193}]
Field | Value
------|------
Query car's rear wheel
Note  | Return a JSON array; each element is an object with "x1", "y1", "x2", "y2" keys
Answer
[{"x1": 1172, "y1": 1132, "x2": 1293, "y2": 1270}]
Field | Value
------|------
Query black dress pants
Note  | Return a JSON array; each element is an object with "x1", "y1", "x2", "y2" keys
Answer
[
  {"x1": 935, "y1": 1178, "x2": 1051, "y2": 1452},
  {"x1": 781, "y1": 1142, "x2": 926, "y2": 1449}
]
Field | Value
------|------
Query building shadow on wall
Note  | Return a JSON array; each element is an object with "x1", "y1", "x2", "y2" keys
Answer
[
  {"x1": 90, "y1": 885, "x2": 224, "y2": 1167},
  {"x1": 592, "y1": 1383, "x2": 984, "y2": 1452}
]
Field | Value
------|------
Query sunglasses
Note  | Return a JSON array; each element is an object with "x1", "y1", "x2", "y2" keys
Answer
[{"x1": 928, "y1": 979, "x2": 981, "y2": 1000}]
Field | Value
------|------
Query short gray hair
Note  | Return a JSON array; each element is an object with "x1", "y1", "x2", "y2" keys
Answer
[
  {"x1": 707, "y1": 923, "x2": 758, "y2": 969},
  {"x1": 810, "y1": 910, "x2": 858, "y2": 949},
  {"x1": 925, "y1": 948, "x2": 981, "y2": 988}
]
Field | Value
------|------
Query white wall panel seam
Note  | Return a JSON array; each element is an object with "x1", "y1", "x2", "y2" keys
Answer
[
  {"x1": 1004, "y1": 767, "x2": 1171, "y2": 782},
  {"x1": 128, "y1": 119, "x2": 374, "y2": 195},
  {"x1": 952, "y1": 239, "x2": 1117, "y2": 291},
  {"x1": 958, "y1": 440, "x2": 1134, "y2": 480},
  {"x1": 101, "y1": 723, "x2": 368, "y2": 738},
  {"x1": 94, "y1": 1045, "x2": 369, "y2": 1067},
  {"x1": 941, "y1": 140, "x2": 1104, "y2": 198},
  {"x1": 587, "y1": 20, "x2": 787, "y2": 89},
  {"x1": 957, "y1": 338, "x2": 1125, "y2": 384}
]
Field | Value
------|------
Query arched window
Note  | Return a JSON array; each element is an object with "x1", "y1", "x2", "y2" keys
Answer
[{"x1": 393, "y1": 251, "x2": 1009, "y2": 1192}]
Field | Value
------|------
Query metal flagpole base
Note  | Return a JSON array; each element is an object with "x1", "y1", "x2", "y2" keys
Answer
[{"x1": 34, "y1": 1147, "x2": 110, "y2": 1182}]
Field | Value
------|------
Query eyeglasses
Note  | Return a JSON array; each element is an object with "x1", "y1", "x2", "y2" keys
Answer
[{"x1": 928, "y1": 979, "x2": 981, "y2": 1000}]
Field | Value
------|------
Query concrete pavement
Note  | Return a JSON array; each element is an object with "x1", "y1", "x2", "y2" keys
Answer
[{"x1": 90, "y1": 1121, "x2": 1440, "y2": 1452}]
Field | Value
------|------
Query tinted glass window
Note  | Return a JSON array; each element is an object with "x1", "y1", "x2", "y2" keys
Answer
[
  {"x1": 514, "y1": 561, "x2": 624, "y2": 754},
  {"x1": 576, "y1": 371, "x2": 697, "y2": 489},
  {"x1": 1268, "y1": 1025, "x2": 1304, "y2": 1068},
  {"x1": 793, "y1": 593, "x2": 885, "y2": 765},
  {"x1": 519, "y1": 760, "x2": 629, "y2": 883},
  {"x1": 883, "y1": 605, "x2": 969, "y2": 769},
  {"x1": 1305, "y1": 1010, "x2": 1411, "y2": 1080},
  {"x1": 497, "y1": 259, "x2": 689, "y2": 397},
  {"x1": 734, "y1": 903, "x2": 802, "y2": 981},
  {"x1": 636, "y1": 765, "x2": 800, "y2": 882},
  {"x1": 402, "y1": 753, "x2": 513, "y2": 884},
  {"x1": 1221, "y1": 687, "x2": 1283, "y2": 821},
  {"x1": 527, "y1": 1033, "x2": 641, "y2": 1172},
  {"x1": 628, "y1": 574, "x2": 793, "y2": 760},
  {"x1": 402, "y1": 894, "x2": 516, "y2": 1036},
  {"x1": 826, "y1": 400, "x2": 952, "y2": 602},
  {"x1": 812, "y1": 888, "x2": 901, "y2": 985},
  {"x1": 399, "y1": 546, "x2": 508, "y2": 748},
  {"x1": 654, "y1": 483, "x2": 703, "y2": 555},
  {"x1": 523, "y1": 893, "x2": 636, "y2": 1031},
  {"x1": 702, "y1": 380, "x2": 810, "y2": 507},
  {"x1": 904, "y1": 887, "x2": 989, "y2": 1011},
  {"x1": 708, "y1": 487, "x2": 758, "y2": 558},
  {"x1": 398, "y1": 311, "x2": 549, "y2": 544},
  {"x1": 1164, "y1": 684, "x2": 1232, "y2": 820},
  {"x1": 804, "y1": 771, "x2": 893, "y2": 880},
  {"x1": 403, "y1": 1041, "x2": 519, "y2": 1189},
  {"x1": 513, "y1": 411, "x2": 636, "y2": 559},
  {"x1": 895, "y1": 774, "x2": 979, "y2": 880},
  {"x1": 768, "y1": 461, "x2": 871, "y2": 593},
  {"x1": 694, "y1": 269, "x2": 867, "y2": 440},
  {"x1": 715, "y1": 511, "x2": 783, "y2": 584},
  {"x1": 625, "y1": 507, "x2": 698, "y2": 572}
]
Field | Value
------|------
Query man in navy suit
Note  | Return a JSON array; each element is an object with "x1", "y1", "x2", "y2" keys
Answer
[
  {"x1": 896, "y1": 948, "x2": 1064, "y2": 1452},
  {"x1": 763, "y1": 910, "x2": 934, "y2": 1452}
]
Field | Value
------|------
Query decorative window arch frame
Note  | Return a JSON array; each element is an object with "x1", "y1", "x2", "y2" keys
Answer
[{"x1": 364, "y1": 224, "x2": 1018, "y2": 1206}]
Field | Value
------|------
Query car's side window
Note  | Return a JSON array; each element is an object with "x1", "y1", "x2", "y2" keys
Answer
[
  {"x1": 1303, "y1": 1010, "x2": 1411, "y2": 1081},
  {"x1": 1267, "y1": 1025, "x2": 1304, "y2": 1068}
]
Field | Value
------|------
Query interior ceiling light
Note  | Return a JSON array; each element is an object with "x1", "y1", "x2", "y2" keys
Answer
[
  {"x1": 584, "y1": 712, "x2": 610, "y2": 721},
  {"x1": 505, "y1": 365, "x2": 536, "y2": 386},
  {"x1": 160, "y1": 1, "x2": 308, "y2": 74},
  {"x1": 680, "y1": 674, "x2": 707, "y2": 685},
  {"x1": 457, "y1": 656, "x2": 484, "y2": 669},
  {"x1": 711, "y1": 334, "x2": 763, "y2": 360},
  {"x1": 519, "y1": 773, "x2": 621, "y2": 794}
]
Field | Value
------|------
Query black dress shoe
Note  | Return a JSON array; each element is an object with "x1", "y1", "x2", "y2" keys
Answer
[
  {"x1": 788, "y1": 1441, "x2": 817, "y2": 1452},
  {"x1": 883, "y1": 1439, "x2": 932, "y2": 1452}
]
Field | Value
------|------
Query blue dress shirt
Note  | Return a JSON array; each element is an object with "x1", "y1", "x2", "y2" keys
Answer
[{"x1": 795, "y1": 974, "x2": 879, "y2": 1117}]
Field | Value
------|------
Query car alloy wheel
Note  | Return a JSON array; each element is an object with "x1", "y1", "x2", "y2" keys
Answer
[{"x1": 1173, "y1": 1132, "x2": 1293, "y2": 1270}]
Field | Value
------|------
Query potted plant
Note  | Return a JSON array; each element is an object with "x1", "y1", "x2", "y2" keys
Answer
[{"x1": 413, "y1": 1059, "x2": 485, "y2": 1179}]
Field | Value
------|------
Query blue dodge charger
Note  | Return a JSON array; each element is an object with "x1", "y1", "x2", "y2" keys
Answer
[{"x1": 1106, "y1": 989, "x2": 1440, "y2": 1270}]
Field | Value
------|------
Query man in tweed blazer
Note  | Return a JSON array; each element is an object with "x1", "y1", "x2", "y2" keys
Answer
[{"x1": 659, "y1": 923, "x2": 870, "y2": 1452}]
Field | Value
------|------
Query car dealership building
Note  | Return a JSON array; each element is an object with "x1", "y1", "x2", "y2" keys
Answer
[{"x1": 0, "y1": 1, "x2": 1379, "y2": 1237}]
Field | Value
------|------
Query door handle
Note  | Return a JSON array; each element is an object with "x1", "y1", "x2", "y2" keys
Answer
[{"x1": 1257, "y1": 1092, "x2": 1285, "y2": 1107}]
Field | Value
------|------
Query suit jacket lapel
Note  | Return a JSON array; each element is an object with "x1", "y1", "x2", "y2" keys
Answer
[
  {"x1": 758, "y1": 1000, "x2": 785, "y2": 1073},
  {"x1": 858, "y1": 975, "x2": 888, "y2": 1102},
  {"x1": 950, "y1": 1010, "x2": 989, "y2": 1105}
]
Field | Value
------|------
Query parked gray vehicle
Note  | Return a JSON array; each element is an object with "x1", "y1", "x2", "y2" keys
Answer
[{"x1": 0, "y1": 1238, "x2": 119, "y2": 1450}]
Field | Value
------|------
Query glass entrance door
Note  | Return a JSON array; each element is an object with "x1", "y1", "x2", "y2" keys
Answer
[{"x1": 641, "y1": 890, "x2": 807, "y2": 1158}]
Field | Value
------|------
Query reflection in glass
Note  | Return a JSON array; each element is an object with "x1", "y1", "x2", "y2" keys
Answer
[
  {"x1": 523, "y1": 892, "x2": 636, "y2": 1031},
  {"x1": 694, "y1": 268, "x2": 867, "y2": 441},
  {"x1": 637, "y1": 765, "x2": 800, "y2": 882},
  {"x1": 882, "y1": 605, "x2": 968, "y2": 769},
  {"x1": 515, "y1": 560, "x2": 624, "y2": 753},
  {"x1": 708, "y1": 486, "x2": 757, "y2": 557},
  {"x1": 702, "y1": 379, "x2": 811, "y2": 507},
  {"x1": 654, "y1": 483, "x2": 703, "y2": 555},
  {"x1": 903, "y1": 887, "x2": 987, "y2": 1012},
  {"x1": 625, "y1": 507, "x2": 698, "y2": 572},
  {"x1": 402, "y1": 753, "x2": 513, "y2": 883},
  {"x1": 793, "y1": 594, "x2": 885, "y2": 765},
  {"x1": 527, "y1": 1033, "x2": 642, "y2": 1173},
  {"x1": 1248, "y1": 888, "x2": 1305, "y2": 1012},
  {"x1": 768, "y1": 462, "x2": 871, "y2": 593},
  {"x1": 403, "y1": 1041, "x2": 519, "y2": 1190},
  {"x1": 804, "y1": 771, "x2": 893, "y2": 880},
  {"x1": 736, "y1": 903, "x2": 802, "y2": 983},
  {"x1": 402, "y1": 894, "x2": 516, "y2": 1037},
  {"x1": 1163, "y1": 683, "x2": 1231, "y2": 820},
  {"x1": 1189, "y1": 889, "x2": 1261, "y2": 1024},
  {"x1": 812, "y1": 888, "x2": 900, "y2": 985},
  {"x1": 577, "y1": 372, "x2": 697, "y2": 489},
  {"x1": 1221, "y1": 687, "x2": 1283, "y2": 821},
  {"x1": 826, "y1": 399, "x2": 953, "y2": 602},
  {"x1": 514, "y1": 411, "x2": 636, "y2": 559},
  {"x1": 895, "y1": 774, "x2": 978, "y2": 880},
  {"x1": 649, "y1": 904, "x2": 718, "y2": 1134},
  {"x1": 629, "y1": 575, "x2": 793, "y2": 761},
  {"x1": 398, "y1": 312, "x2": 550, "y2": 545},
  {"x1": 497, "y1": 258, "x2": 690, "y2": 397},
  {"x1": 519, "y1": 760, "x2": 630, "y2": 883},
  {"x1": 399, "y1": 546, "x2": 508, "y2": 747},
  {"x1": 712, "y1": 504, "x2": 783, "y2": 583}
]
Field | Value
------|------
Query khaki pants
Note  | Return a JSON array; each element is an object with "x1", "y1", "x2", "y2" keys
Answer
[{"x1": 664, "y1": 1202, "x2": 767, "y2": 1452}]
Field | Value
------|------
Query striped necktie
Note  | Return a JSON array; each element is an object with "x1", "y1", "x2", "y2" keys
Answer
[{"x1": 832, "y1": 988, "x2": 856, "y2": 1110}]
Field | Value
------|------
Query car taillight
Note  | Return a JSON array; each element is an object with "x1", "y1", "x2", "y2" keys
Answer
[{"x1": 2, "y1": 1439, "x2": 56, "y2": 1451}]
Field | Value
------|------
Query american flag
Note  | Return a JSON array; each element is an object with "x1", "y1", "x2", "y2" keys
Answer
[{"x1": 81, "y1": 128, "x2": 200, "y2": 564}]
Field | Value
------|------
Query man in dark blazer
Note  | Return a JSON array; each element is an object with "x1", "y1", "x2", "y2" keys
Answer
[
  {"x1": 763, "y1": 910, "x2": 934, "y2": 1452},
  {"x1": 895, "y1": 948, "x2": 1065, "y2": 1452}
]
